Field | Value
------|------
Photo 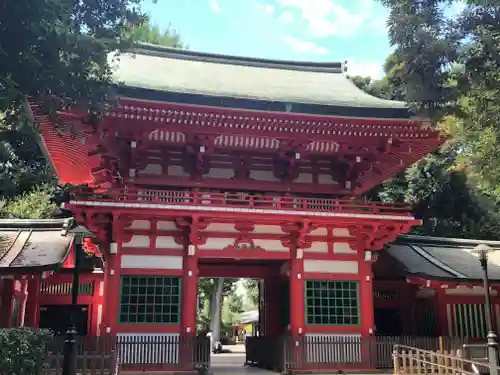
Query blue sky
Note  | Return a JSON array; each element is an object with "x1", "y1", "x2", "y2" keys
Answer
[{"x1": 143, "y1": 0, "x2": 465, "y2": 79}]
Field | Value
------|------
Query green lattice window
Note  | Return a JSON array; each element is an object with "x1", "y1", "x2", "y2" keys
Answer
[
  {"x1": 305, "y1": 280, "x2": 360, "y2": 325},
  {"x1": 119, "y1": 276, "x2": 181, "y2": 324}
]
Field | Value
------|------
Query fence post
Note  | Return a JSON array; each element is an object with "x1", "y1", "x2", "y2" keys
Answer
[{"x1": 393, "y1": 347, "x2": 399, "y2": 375}]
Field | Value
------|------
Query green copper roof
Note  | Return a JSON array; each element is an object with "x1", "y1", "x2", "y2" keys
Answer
[{"x1": 109, "y1": 44, "x2": 407, "y2": 110}]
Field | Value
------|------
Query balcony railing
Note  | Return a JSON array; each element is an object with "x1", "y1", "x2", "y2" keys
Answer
[{"x1": 71, "y1": 188, "x2": 413, "y2": 216}]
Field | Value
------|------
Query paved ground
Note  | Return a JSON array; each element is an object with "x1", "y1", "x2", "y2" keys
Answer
[{"x1": 211, "y1": 346, "x2": 274, "y2": 374}]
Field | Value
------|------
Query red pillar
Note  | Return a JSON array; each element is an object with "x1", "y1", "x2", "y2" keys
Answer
[
  {"x1": 0, "y1": 279, "x2": 14, "y2": 328},
  {"x1": 102, "y1": 243, "x2": 120, "y2": 335},
  {"x1": 180, "y1": 243, "x2": 198, "y2": 370},
  {"x1": 24, "y1": 276, "x2": 41, "y2": 327},
  {"x1": 435, "y1": 289, "x2": 449, "y2": 336},
  {"x1": 289, "y1": 251, "x2": 305, "y2": 370},
  {"x1": 180, "y1": 249, "x2": 198, "y2": 335},
  {"x1": 359, "y1": 257, "x2": 376, "y2": 369},
  {"x1": 359, "y1": 259, "x2": 375, "y2": 336},
  {"x1": 289, "y1": 257, "x2": 305, "y2": 335}
]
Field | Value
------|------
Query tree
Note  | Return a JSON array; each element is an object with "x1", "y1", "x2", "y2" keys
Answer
[
  {"x1": 0, "y1": 186, "x2": 57, "y2": 219},
  {"x1": 0, "y1": 5, "x2": 184, "y2": 216},
  {"x1": 378, "y1": 0, "x2": 500, "y2": 201},
  {"x1": 130, "y1": 21, "x2": 184, "y2": 48},
  {"x1": 242, "y1": 279, "x2": 259, "y2": 310},
  {"x1": 0, "y1": 0, "x2": 143, "y2": 115},
  {"x1": 351, "y1": 38, "x2": 500, "y2": 239}
]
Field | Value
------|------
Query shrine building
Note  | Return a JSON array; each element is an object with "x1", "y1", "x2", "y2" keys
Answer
[{"x1": 3, "y1": 44, "x2": 498, "y2": 371}]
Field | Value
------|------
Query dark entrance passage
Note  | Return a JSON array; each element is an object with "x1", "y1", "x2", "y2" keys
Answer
[
  {"x1": 39, "y1": 305, "x2": 89, "y2": 335},
  {"x1": 197, "y1": 259, "x2": 289, "y2": 373},
  {"x1": 374, "y1": 307, "x2": 402, "y2": 336}
]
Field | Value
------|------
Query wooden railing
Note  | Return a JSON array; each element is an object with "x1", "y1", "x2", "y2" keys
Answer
[
  {"x1": 244, "y1": 335, "x2": 467, "y2": 373},
  {"x1": 41, "y1": 281, "x2": 94, "y2": 296},
  {"x1": 71, "y1": 188, "x2": 412, "y2": 216},
  {"x1": 40, "y1": 335, "x2": 210, "y2": 374},
  {"x1": 44, "y1": 336, "x2": 117, "y2": 375},
  {"x1": 392, "y1": 344, "x2": 495, "y2": 375}
]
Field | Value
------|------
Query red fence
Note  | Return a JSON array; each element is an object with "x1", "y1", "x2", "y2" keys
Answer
[{"x1": 72, "y1": 188, "x2": 412, "y2": 216}]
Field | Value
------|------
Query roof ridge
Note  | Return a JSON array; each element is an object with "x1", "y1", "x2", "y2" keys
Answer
[
  {"x1": 398, "y1": 234, "x2": 500, "y2": 248},
  {"x1": 128, "y1": 43, "x2": 346, "y2": 74},
  {"x1": 408, "y1": 243, "x2": 467, "y2": 278},
  {"x1": 0, "y1": 218, "x2": 74, "y2": 230}
]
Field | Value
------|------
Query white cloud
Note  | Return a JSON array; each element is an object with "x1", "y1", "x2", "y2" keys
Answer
[
  {"x1": 278, "y1": 11, "x2": 295, "y2": 24},
  {"x1": 264, "y1": 4, "x2": 275, "y2": 14},
  {"x1": 209, "y1": 0, "x2": 221, "y2": 12},
  {"x1": 276, "y1": 0, "x2": 385, "y2": 38},
  {"x1": 345, "y1": 58, "x2": 383, "y2": 79},
  {"x1": 255, "y1": 2, "x2": 275, "y2": 15},
  {"x1": 282, "y1": 35, "x2": 329, "y2": 55}
]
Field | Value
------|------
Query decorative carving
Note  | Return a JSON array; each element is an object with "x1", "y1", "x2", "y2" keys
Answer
[
  {"x1": 224, "y1": 237, "x2": 265, "y2": 252},
  {"x1": 234, "y1": 221, "x2": 255, "y2": 233},
  {"x1": 370, "y1": 223, "x2": 410, "y2": 250}
]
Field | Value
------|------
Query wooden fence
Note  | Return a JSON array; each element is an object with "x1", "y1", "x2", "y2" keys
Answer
[
  {"x1": 39, "y1": 335, "x2": 474, "y2": 374},
  {"x1": 247, "y1": 335, "x2": 468, "y2": 373},
  {"x1": 392, "y1": 344, "x2": 495, "y2": 375},
  {"x1": 40, "y1": 335, "x2": 210, "y2": 374}
]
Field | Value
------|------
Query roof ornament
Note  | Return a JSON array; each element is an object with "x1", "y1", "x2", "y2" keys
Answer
[{"x1": 342, "y1": 60, "x2": 348, "y2": 74}]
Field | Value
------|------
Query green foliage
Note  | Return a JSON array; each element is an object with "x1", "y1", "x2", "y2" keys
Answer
[
  {"x1": 0, "y1": 3, "x2": 184, "y2": 218},
  {"x1": 0, "y1": 186, "x2": 57, "y2": 219},
  {"x1": 378, "y1": 0, "x2": 500, "y2": 201},
  {"x1": 378, "y1": 147, "x2": 500, "y2": 239},
  {"x1": 130, "y1": 21, "x2": 184, "y2": 48},
  {"x1": 242, "y1": 279, "x2": 259, "y2": 309},
  {"x1": 353, "y1": 18, "x2": 500, "y2": 239},
  {"x1": 0, "y1": 0, "x2": 144, "y2": 115},
  {"x1": 0, "y1": 328, "x2": 52, "y2": 375}
]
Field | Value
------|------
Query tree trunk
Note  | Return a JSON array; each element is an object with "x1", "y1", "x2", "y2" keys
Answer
[{"x1": 209, "y1": 277, "x2": 224, "y2": 349}]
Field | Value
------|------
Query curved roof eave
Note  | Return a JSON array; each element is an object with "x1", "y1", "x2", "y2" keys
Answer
[{"x1": 108, "y1": 45, "x2": 410, "y2": 117}]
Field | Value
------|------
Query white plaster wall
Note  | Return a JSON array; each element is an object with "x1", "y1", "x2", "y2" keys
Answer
[
  {"x1": 254, "y1": 225, "x2": 285, "y2": 234},
  {"x1": 141, "y1": 164, "x2": 162, "y2": 175},
  {"x1": 157, "y1": 221, "x2": 181, "y2": 231},
  {"x1": 305, "y1": 241, "x2": 328, "y2": 253},
  {"x1": 199, "y1": 238, "x2": 234, "y2": 250},
  {"x1": 332, "y1": 228, "x2": 352, "y2": 237},
  {"x1": 333, "y1": 242, "x2": 356, "y2": 254},
  {"x1": 295, "y1": 173, "x2": 313, "y2": 183},
  {"x1": 127, "y1": 220, "x2": 151, "y2": 230},
  {"x1": 445, "y1": 286, "x2": 498, "y2": 296},
  {"x1": 167, "y1": 165, "x2": 189, "y2": 177},
  {"x1": 156, "y1": 236, "x2": 183, "y2": 249},
  {"x1": 318, "y1": 174, "x2": 337, "y2": 185},
  {"x1": 254, "y1": 239, "x2": 289, "y2": 252},
  {"x1": 203, "y1": 223, "x2": 239, "y2": 233},
  {"x1": 204, "y1": 168, "x2": 235, "y2": 179},
  {"x1": 117, "y1": 333, "x2": 180, "y2": 364},
  {"x1": 310, "y1": 227, "x2": 328, "y2": 236},
  {"x1": 120, "y1": 255, "x2": 183, "y2": 270},
  {"x1": 249, "y1": 170, "x2": 280, "y2": 182},
  {"x1": 304, "y1": 260, "x2": 359, "y2": 274},
  {"x1": 122, "y1": 235, "x2": 150, "y2": 248}
]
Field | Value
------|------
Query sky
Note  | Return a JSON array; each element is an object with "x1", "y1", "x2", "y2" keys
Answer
[{"x1": 143, "y1": 0, "x2": 466, "y2": 79}]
